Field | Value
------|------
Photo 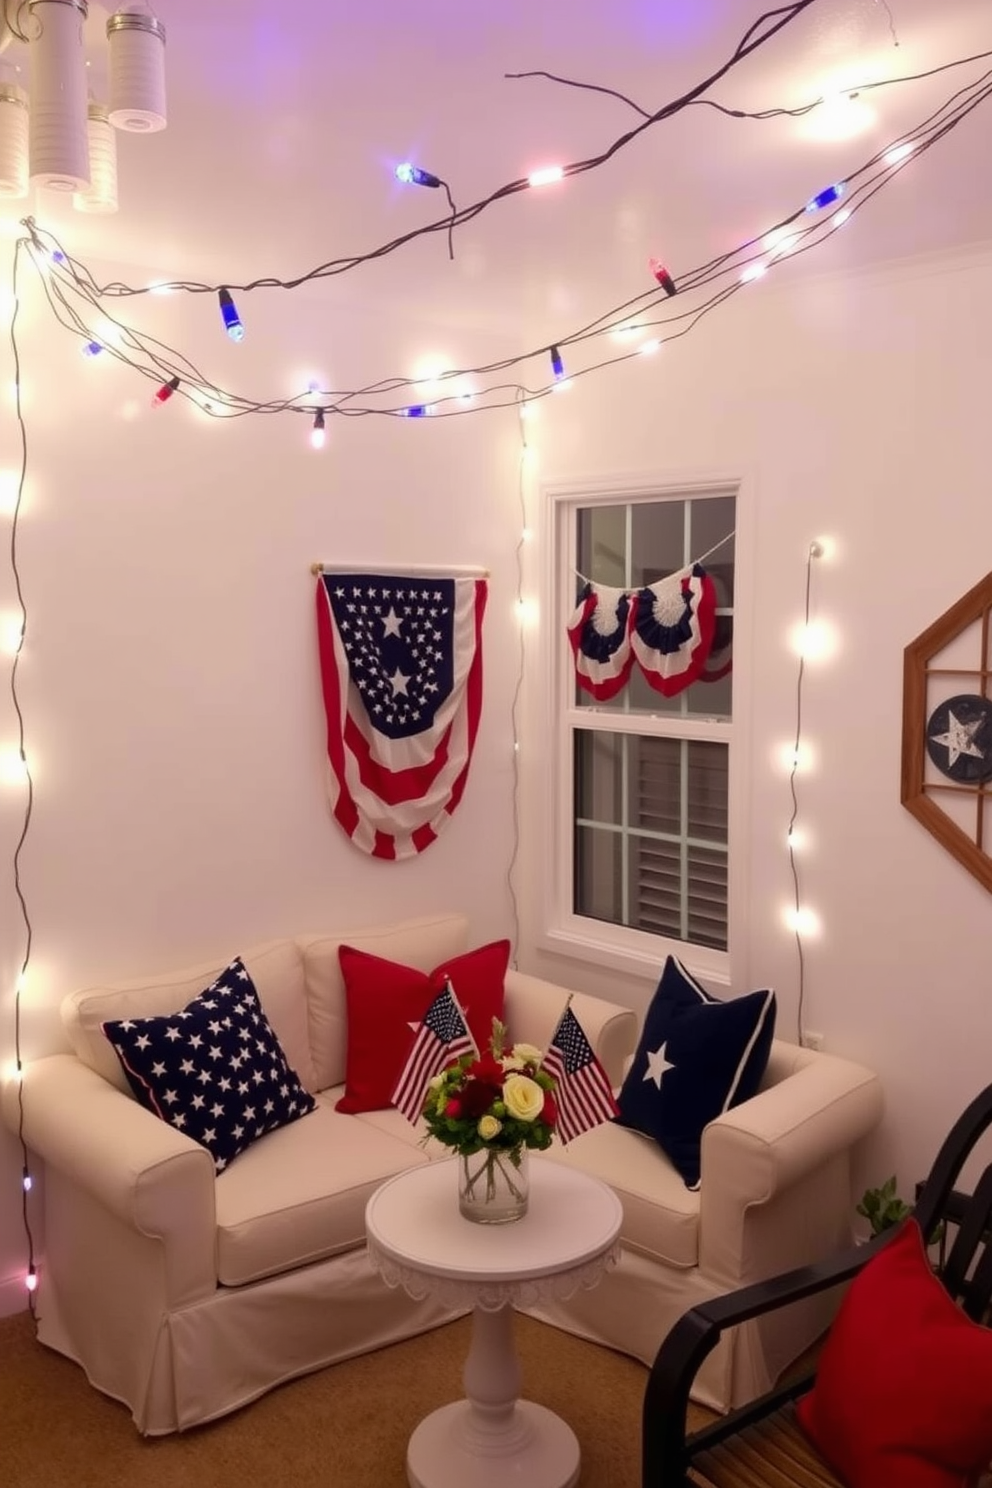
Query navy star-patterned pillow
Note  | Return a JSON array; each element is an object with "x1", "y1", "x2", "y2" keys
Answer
[
  {"x1": 102, "y1": 958, "x2": 317, "y2": 1173},
  {"x1": 616, "y1": 955, "x2": 776, "y2": 1189}
]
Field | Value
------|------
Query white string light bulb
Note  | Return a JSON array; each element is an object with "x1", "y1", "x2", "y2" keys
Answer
[{"x1": 527, "y1": 164, "x2": 563, "y2": 187}]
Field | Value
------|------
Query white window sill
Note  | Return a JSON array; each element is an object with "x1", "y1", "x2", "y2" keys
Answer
[{"x1": 536, "y1": 921, "x2": 732, "y2": 990}]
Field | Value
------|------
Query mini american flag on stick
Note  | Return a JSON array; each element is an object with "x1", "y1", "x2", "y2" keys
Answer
[
  {"x1": 392, "y1": 981, "x2": 476, "y2": 1123},
  {"x1": 541, "y1": 999, "x2": 619, "y2": 1144}
]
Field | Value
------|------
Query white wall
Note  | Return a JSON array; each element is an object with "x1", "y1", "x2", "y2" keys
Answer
[
  {"x1": 518, "y1": 246, "x2": 992, "y2": 1207},
  {"x1": 0, "y1": 249, "x2": 525, "y2": 1310}
]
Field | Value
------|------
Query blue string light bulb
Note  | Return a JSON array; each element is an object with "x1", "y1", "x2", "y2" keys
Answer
[
  {"x1": 395, "y1": 162, "x2": 442, "y2": 189},
  {"x1": 217, "y1": 288, "x2": 245, "y2": 341},
  {"x1": 805, "y1": 182, "x2": 845, "y2": 213},
  {"x1": 550, "y1": 346, "x2": 565, "y2": 381}
]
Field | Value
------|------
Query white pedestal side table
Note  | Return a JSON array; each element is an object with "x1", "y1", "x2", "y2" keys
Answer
[{"x1": 365, "y1": 1157, "x2": 622, "y2": 1488}]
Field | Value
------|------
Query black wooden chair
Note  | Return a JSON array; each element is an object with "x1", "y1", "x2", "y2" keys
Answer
[{"x1": 642, "y1": 1081, "x2": 992, "y2": 1487}]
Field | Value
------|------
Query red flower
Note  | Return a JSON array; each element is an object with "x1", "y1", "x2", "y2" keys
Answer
[
  {"x1": 460, "y1": 1079, "x2": 501, "y2": 1118},
  {"x1": 541, "y1": 1092, "x2": 557, "y2": 1126},
  {"x1": 467, "y1": 1052, "x2": 504, "y2": 1085},
  {"x1": 445, "y1": 1098, "x2": 463, "y2": 1119}
]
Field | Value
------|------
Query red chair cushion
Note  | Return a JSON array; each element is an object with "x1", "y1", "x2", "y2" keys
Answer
[
  {"x1": 335, "y1": 940, "x2": 509, "y2": 1113},
  {"x1": 796, "y1": 1218, "x2": 992, "y2": 1488}
]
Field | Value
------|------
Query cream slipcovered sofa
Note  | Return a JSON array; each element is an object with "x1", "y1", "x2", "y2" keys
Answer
[{"x1": 1, "y1": 911, "x2": 883, "y2": 1434}]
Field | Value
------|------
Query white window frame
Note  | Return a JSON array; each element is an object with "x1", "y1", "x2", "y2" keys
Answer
[{"x1": 537, "y1": 470, "x2": 755, "y2": 989}]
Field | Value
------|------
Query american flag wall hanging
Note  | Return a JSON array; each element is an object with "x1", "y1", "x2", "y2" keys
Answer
[{"x1": 315, "y1": 570, "x2": 487, "y2": 860}]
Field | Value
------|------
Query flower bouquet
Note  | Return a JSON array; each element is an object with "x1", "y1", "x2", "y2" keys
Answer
[{"x1": 421, "y1": 1018, "x2": 558, "y2": 1223}]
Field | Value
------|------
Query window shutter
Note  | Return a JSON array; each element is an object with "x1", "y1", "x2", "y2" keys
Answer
[{"x1": 635, "y1": 738, "x2": 728, "y2": 949}]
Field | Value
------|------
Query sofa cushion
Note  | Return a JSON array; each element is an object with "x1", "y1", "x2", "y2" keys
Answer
[
  {"x1": 64, "y1": 938, "x2": 317, "y2": 1096},
  {"x1": 214, "y1": 1096, "x2": 430, "y2": 1286},
  {"x1": 796, "y1": 1219, "x2": 992, "y2": 1488},
  {"x1": 334, "y1": 939, "x2": 510, "y2": 1114},
  {"x1": 102, "y1": 958, "x2": 317, "y2": 1173},
  {"x1": 345, "y1": 1092, "x2": 447, "y2": 1157},
  {"x1": 299, "y1": 913, "x2": 471, "y2": 1091},
  {"x1": 541, "y1": 1122, "x2": 699, "y2": 1269},
  {"x1": 617, "y1": 955, "x2": 776, "y2": 1188}
]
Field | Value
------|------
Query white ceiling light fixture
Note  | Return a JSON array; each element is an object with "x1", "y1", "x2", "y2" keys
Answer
[
  {"x1": 0, "y1": 77, "x2": 28, "y2": 197},
  {"x1": 74, "y1": 99, "x2": 117, "y2": 212},
  {"x1": 0, "y1": 0, "x2": 165, "y2": 210},
  {"x1": 28, "y1": 0, "x2": 91, "y2": 190},
  {"x1": 107, "y1": 2, "x2": 166, "y2": 133}
]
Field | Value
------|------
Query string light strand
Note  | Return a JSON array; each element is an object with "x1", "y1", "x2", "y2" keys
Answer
[
  {"x1": 6, "y1": 234, "x2": 39, "y2": 1316},
  {"x1": 17, "y1": 61, "x2": 990, "y2": 431},
  {"x1": 505, "y1": 389, "x2": 532, "y2": 966},
  {"x1": 789, "y1": 539, "x2": 824, "y2": 1045}
]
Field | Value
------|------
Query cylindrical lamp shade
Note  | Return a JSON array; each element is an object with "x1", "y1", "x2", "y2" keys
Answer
[
  {"x1": 28, "y1": 0, "x2": 90, "y2": 190},
  {"x1": 73, "y1": 102, "x2": 118, "y2": 212},
  {"x1": 107, "y1": 6, "x2": 166, "y2": 132},
  {"x1": 0, "y1": 83, "x2": 29, "y2": 198}
]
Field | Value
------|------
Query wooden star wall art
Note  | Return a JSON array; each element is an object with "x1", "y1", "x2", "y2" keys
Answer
[{"x1": 902, "y1": 570, "x2": 992, "y2": 894}]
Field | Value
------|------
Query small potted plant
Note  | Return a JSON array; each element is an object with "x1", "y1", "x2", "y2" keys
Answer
[{"x1": 856, "y1": 1175, "x2": 912, "y2": 1237}]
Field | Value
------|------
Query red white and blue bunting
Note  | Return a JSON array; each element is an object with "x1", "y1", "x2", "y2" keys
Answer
[
  {"x1": 568, "y1": 564, "x2": 723, "y2": 701},
  {"x1": 566, "y1": 584, "x2": 636, "y2": 702}
]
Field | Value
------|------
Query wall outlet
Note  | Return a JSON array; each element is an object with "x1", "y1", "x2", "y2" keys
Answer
[{"x1": 801, "y1": 1029, "x2": 825, "y2": 1052}]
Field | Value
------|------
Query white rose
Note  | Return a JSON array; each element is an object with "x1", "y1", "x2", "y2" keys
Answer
[
  {"x1": 502, "y1": 1074, "x2": 544, "y2": 1122},
  {"x1": 512, "y1": 1042, "x2": 543, "y2": 1067},
  {"x1": 478, "y1": 1114, "x2": 502, "y2": 1140}
]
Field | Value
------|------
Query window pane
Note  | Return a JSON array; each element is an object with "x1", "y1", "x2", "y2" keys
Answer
[
  {"x1": 574, "y1": 729, "x2": 624, "y2": 822},
  {"x1": 630, "y1": 734, "x2": 681, "y2": 836},
  {"x1": 573, "y1": 730, "x2": 729, "y2": 950},
  {"x1": 574, "y1": 824, "x2": 624, "y2": 923},
  {"x1": 629, "y1": 833, "x2": 682, "y2": 940},
  {"x1": 690, "y1": 496, "x2": 735, "y2": 606},
  {"x1": 687, "y1": 845, "x2": 729, "y2": 950},
  {"x1": 630, "y1": 503, "x2": 685, "y2": 587},
  {"x1": 686, "y1": 740, "x2": 729, "y2": 839},
  {"x1": 572, "y1": 495, "x2": 734, "y2": 721},
  {"x1": 577, "y1": 506, "x2": 627, "y2": 587}
]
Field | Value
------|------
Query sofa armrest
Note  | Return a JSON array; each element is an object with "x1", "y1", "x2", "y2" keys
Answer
[
  {"x1": 502, "y1": 971, "x2": 637, "y2": 1088},
  {"x1": 698, "y1": 1043, "x2": 883, "y2": 1282},
  {"x1": 4, "y1": 1054, "x2": 217, "y2": 1303}
]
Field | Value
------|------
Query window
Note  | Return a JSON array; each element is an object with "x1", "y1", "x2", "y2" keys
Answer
[{"x1": 549, "y1": 480, "x2": 737, "y2": 973}]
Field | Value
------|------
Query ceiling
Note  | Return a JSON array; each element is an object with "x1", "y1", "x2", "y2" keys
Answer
[{"x1": 2, "y1": 0, "x2": 991, "y2": 343}]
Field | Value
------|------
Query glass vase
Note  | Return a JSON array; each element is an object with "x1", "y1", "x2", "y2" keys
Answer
[{"x1": 458, "y1": 1146, "x2": 529, "y2": 1224}]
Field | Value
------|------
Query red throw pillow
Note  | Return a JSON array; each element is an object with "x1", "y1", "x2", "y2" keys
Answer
[
  {"x1": 796, "y1": 1218, "x2": 992, "y2": 1488},
  {"x1": 335, "y1": 940, "x2": 509, "y2": 1114}
]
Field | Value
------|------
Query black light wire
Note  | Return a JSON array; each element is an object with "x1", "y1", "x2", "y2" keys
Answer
[
  {"x1": 507, "y1": 45, "x2": 992, "y2": 125},
  {"x1": 7, "y1": 234, "x2": 38, "y2": 1317},
  {"x1": 17, "y1": 58, "x2": 992, "y2": 428},
  {"x1": 789, "y1": 542, "x2": 822, "y2": 1046},
  {"x1": 62, "y1": 1, "x2": 824, "y2": 301}
]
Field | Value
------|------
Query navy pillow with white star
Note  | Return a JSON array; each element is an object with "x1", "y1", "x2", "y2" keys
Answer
[
  {"x1": 616, "y1": 955, "x2": 776, "y2": 1189},
  {"x1": 102, "y1": 958, "x2": 317, "y2": 1173}
]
